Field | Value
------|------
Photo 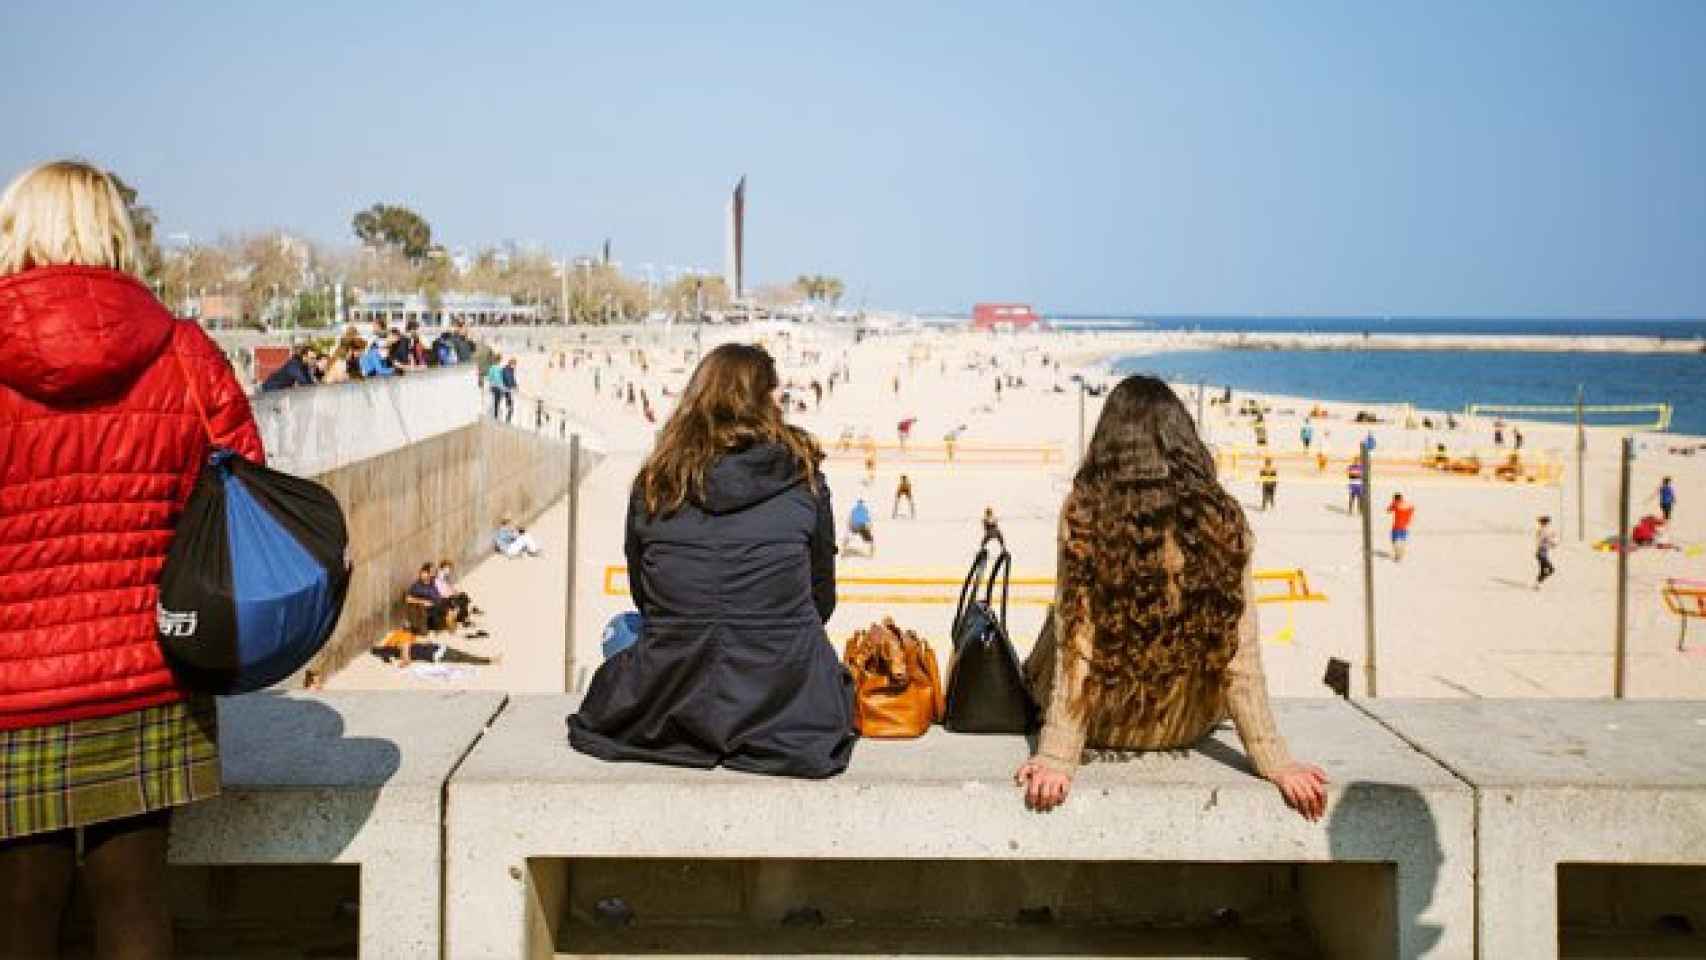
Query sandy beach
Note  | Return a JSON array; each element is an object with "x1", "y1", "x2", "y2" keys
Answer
[{"x1": 330, "y1": 326, "x2": 1706, "y2": 702}]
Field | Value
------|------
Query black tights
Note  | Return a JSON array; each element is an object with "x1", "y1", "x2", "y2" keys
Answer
[{"x1": 0, "y1": 810, "x2": 173, "y2": 959}]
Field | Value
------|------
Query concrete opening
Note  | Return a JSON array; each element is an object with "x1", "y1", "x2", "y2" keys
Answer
[
  {"x1": 59, "y1": 865, "x2": 359, "y2": 958},
  {"x1": 527, "y1": 858, "x2": 1400, "y2": 959},
  {"x1": 1558, "y1": 863, "x2": 1706, "y2": 958}
]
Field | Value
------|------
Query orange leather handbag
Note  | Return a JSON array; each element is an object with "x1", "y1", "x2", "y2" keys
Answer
[{"x1": 844, "y1": 618, "x2": 946, "y2": 738}]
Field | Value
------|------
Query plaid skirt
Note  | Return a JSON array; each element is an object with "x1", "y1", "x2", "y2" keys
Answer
[{"x1": 0, "y1": 697, "x2": 220, "y2": 841}]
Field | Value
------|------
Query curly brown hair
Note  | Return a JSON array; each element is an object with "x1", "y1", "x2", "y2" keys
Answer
[
  {"x1": 1060, "y1": 376, "x2": 1252, "y2": 726},
  {"x1": 637, "y1": 343, "x2": 822, "y2": 517}
]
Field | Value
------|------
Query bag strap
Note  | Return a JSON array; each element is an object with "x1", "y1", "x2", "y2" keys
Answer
[
  {"x1": 951, "y1": 546, "x2": 989, "y2": 640},
  {"x1": 982, "y1": 548, "x2": 1012, "y2": 625},
  {"x1": 169, "y1": 336, "x2": 215, "y2": 445}
]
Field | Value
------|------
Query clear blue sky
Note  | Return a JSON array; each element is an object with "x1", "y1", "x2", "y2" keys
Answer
[{"x1": 3, "y1": 1, "x2": 1703, "y2": 317}]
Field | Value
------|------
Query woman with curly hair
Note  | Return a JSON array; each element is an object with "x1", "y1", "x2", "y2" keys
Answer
[
  {"x1": 1015, "y1": 376, "x2": 1328, "y2": 818},
  {"x1": 568, "y1": 343, "x2": 854, "y2": 778}
]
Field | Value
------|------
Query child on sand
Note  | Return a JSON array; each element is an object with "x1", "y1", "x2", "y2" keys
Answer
[
  {"x1": 1259, "y1": 458, "x2": 1279, "y2": 511},
  {"x1": 1386, "y1": 493, "x2": 1415, "y2": 562},
  {"x1": 1535, "y1": 516, "x2": 1559, "y2": 587}
]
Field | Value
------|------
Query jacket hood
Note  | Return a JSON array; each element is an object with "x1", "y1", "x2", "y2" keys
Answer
[
  {"x1": 702, "y1": 442, "x2": 806, "y2": 514},
  {"x1": 0, "y1": 266, "x2": 177, "y2": 404}
]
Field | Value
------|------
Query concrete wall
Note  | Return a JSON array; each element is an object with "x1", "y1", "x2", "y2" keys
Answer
[
  {"x1": 253, "y1": 366, "x2": 482, "y2": 477},
  {"x1": 305, "y1": 419, "x2": 593, "y2": 679}
]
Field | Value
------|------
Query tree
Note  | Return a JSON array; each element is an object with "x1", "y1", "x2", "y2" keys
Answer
[
  {"x1": 109, "y1": 173, "x2": 162, "y2": 281},
  {"x1": 351, "y1": 203, "x2": 434, "y2": 262},
  {"x1": 794, "y1": 274, "x2": 845, "y2": 307}
]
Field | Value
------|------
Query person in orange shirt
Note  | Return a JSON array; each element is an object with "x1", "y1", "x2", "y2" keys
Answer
[{"x1": 1387, "y1": 493, "x2": 1416, "y2": 562}]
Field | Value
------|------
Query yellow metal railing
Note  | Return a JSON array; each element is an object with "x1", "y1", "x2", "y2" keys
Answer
[{"x1": 603, "y1": 566, "x2": 1326, "y2": 608}]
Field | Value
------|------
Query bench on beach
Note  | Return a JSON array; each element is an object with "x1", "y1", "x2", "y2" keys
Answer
[
  {"x1": 1363, "y1": 700, "x2": 1706, "y2": 959},
  {"x1": 445, "y1": 696, "x2": 1473, "y2": 959},
  {"x1": 167, "y1": 690, "x2": 506, "y2": 959}
]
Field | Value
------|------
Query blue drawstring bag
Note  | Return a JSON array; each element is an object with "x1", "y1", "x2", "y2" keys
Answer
[
  {"x1": 602, "y1": 611, "x2": 643, "y2": 659},
  {"x1": 156, "y1": 450, "x2": 352, "y2": 694}
]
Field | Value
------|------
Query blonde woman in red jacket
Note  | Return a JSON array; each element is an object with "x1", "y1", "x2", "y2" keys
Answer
[{"x1": 0, "y1": 161, "x2": 263, "y2": 958}]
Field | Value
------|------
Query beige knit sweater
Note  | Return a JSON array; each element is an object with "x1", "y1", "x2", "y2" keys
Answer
[{"x1": 1027, "y1": 515, "x2": 1293, "y2": 779}]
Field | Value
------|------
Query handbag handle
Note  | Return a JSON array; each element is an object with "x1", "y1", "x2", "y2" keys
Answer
[
  {"x1": 951, "y1": 546, "x2": 989, "y2": 640},
  {"x1": 982, "y1": 547, "x2": 1012, "y2": 626}
]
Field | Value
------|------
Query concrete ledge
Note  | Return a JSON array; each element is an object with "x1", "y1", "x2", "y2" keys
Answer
[
  {"x1": 169, "y1": 690, "x2": 506, "y2": 959},
  {"x1": 445, "y1": 696, "x2": 1472, "y2": 959},
  {"x1": 1363, "y1": 699, "x2": 1706, "y2": 959}
]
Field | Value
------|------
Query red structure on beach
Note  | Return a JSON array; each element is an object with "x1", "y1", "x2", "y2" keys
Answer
[{"x1": 971, "y1": 303, "x2": 1044, "y2": 331}]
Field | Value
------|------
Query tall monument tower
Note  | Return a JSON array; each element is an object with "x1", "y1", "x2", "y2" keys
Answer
[{"x1": 724, "y1": 176, "x2": 746, "y2": 300}]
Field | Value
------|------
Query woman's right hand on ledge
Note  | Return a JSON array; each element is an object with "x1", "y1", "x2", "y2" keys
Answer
[{"x1": 1270, "y1": 762, "x2": 1329, "y2": 822}]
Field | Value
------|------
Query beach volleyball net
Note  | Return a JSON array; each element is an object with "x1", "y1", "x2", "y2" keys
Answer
[{"x1": 1464, "y1": 403, "x2": 1673, "y2": 431}]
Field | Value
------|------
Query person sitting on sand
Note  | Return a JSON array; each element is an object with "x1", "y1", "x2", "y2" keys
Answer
[
  {"x1": 434, "y1": 560, "x2": 481, "y2": 629},
  {"x1": 1015, "y1": 376, "x2": 1328, "y2": 820},
  {"x1": 494, "y1": 518, "x2": 542, "y2": 557},
  {"x1": 567, "y1": 343, "x2": 852, "y2": 778}
]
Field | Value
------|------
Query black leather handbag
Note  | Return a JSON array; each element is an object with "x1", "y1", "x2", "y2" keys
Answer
[{"x1": 943, "y1": 538, "x2": 1039, "y2": 734}]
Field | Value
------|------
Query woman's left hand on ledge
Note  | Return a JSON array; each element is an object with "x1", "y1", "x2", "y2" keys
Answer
[{"x1": 1014, "y1": 758, "x2": 1073, "y2": 812}]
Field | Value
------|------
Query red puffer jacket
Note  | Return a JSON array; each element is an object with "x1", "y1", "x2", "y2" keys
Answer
[{"x1": 0, "y1": 265, "x2": 264, "y2": 731}]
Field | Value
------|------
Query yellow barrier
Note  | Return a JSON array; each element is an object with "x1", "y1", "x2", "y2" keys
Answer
[
  {"x1": 1216, "y1": 447, "x2": 1563, "y2": 486},
  {"x1": 602, "y1": 566, "x2": 1326, "y2": 608},
  {"x1": 1662, "y1": 578, "x2": 1706, "y2": 652},
  {"x1": 825, "y1": 440, "x2": 1063, "y2": 465}
]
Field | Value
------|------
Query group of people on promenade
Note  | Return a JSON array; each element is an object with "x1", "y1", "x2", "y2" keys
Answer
[{"x1": 260, "y1": 317, "x2": 483, "y2": 391}]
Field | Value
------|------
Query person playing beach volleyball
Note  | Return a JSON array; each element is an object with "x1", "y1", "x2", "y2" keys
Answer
[
  {"x1": 844, "y1": 497, "x2": 875, "y2": 555},
  {"x1": 1387, "y1": 493, "x2": 1415, "y2": 562},
  {"x1": 1014, "y1": 376, "x2": 1328, "y2": 820},
  {"x1": 892, "y1": 473, "x2": 916, "y2": 519}
]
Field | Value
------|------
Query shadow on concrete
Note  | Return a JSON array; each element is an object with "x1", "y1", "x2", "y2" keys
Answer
[
  {"x1": 1326, "y1": 782, "x2": 1444, "y2": 958},
  {"x1": 203, "y1": 691, "x2": 403, "y2": 855},
  {"x1": 155, "y1": 692, "x2": 402, "y2": 957},
  {"x1": 1489, "y1": 576, "x2": 1535, "y2": 591}
]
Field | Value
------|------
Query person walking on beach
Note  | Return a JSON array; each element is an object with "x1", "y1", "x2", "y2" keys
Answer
[
  {"x1": 1659, "y1": 477, "x2": 1676, "y2": 522},
  {"x1": 0, "y1": 160, "x2": 266, "y2": 957},
  {"x1": 1300, "y1": 420, "x2": 1314, "y2": 451},
  {"x1": 1346, "y1": 460, "x2": 1365, "y2": 514},
  {"x1": 1014, "y1": 376, "x2": 1328, "y2": 819},
  {"x1": 982, "y1": 506, "x2": 1006, "y2": 548},
  {"x1": 1493, "y1": 419, "x2": 1506, "y2": 448},
  {"x1": 893, "y1": 473, "x2": 916, "y2": 519},
  {"x1": 1514, "y1": 428, "x2": 1524, "y2": 451},
  {"x1": 1386, "y1": 493, "x2": 1415, "y2": 562},
  {"x1": 1259, "y1": 458, "x2": 1279, "y2": 511},
  {"x1": 1535, "y1": 516, "x2": 1559, "y2": 587},
  {"x1": 567, "y1": 343, "x2": 853, "y2": 779}
]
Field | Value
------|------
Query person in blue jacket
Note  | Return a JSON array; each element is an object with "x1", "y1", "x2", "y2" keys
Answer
[
  {"x1": 1659, "y1": 476, "x2": 1676, "y2": 522},
  {"x1": 485, "y1": 356, "x2": 510, "y2": 421},
  {"x1": 260, "y1": 345, "x2": 321, "y2": 391},
  {"x1": 359, "y1": 336, "x2": 395, "y2": 378},
  {"x1": 843, "y1": 497, "x2": 874, "y2": 556}
]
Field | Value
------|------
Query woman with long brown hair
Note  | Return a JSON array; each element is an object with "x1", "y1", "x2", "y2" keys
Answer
[
  {"x1": 1015, "y1": 376, "x2": 1328, "y2": 817},
  {"x1": 568, "y1": 343, "x2": 854, "y2": 777}
]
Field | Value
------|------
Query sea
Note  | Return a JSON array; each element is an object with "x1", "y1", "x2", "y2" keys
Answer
[{"x1": 1051, "y1": 316, "x2": 1706, "y2": 437}]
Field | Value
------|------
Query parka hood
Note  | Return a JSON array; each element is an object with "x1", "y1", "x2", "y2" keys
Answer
[
  {"x1": 701, "y1": 442, "x2": 807, "y2": 515},
  {"x1": 0, "y1": 266, "x2": 176, "y2": 404}
]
